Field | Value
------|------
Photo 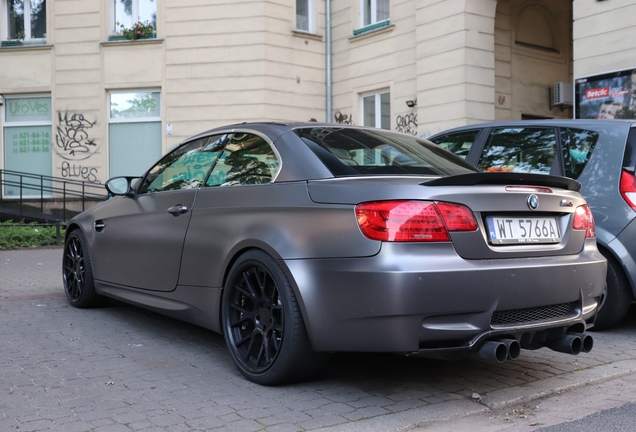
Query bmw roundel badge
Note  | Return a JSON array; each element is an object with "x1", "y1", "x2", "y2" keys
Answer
[{"x1": 527, "y1": 194, "x2": 539, "y2": 210}]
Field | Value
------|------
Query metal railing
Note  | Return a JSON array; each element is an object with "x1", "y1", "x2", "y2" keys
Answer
[{"x1": 0, "y1": 169, "x2": 108, "y2": 222}]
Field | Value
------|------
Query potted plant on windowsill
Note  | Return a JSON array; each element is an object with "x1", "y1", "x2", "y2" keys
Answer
[
  {"x1": 1, "y1": 27, "x2": 25, "y2": 47},
  {"x1": 109, "y1": 21, "x2": 156, "y2": 41}
]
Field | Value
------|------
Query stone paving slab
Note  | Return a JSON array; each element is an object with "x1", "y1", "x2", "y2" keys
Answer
[{"x1": 1, "y1": 247, "x2": 636, "y2": 431}]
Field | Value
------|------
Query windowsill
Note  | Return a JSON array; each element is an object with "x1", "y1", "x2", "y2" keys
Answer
[
  {"x1": 102, "y1": 36, "x2": 164, "y2": 46},
  {"x1": 0, "y1": 40, "x2": 52, "y2": 51},
  {"x1": 291, "y1": 30, "x2": 323, "y2": 41},
  {"x1": 350, "y1": 20, "x2": 394, "y2": 41}
]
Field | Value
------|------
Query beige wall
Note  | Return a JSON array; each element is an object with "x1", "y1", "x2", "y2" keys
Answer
[
  {"x1": 495, "y1": 0, "x2": 572, "y2": 120},
  {"x1": 331, "y1": 0, "x2": 418, "y2": 133},
  {"x1": 2, "y1": 0, "x2": 631, "y2": 185},
  {"x1": 0, "y1": 0, "x2": 326, "y2": 183},
  {"x1": 573, "y1": 0, "x2": 636, "y2": 78}
]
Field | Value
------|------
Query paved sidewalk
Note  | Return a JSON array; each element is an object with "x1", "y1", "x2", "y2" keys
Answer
[{"x1": 1, "y1": 247, "x2": 636, "y2": 431}]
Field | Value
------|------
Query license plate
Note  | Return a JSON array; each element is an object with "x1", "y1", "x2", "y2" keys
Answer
[{"x1": 487, "y1": 217, "x2": 561, "y2": 244}]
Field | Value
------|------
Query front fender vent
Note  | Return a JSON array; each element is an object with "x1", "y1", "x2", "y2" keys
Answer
[{"x1": 491, "y1": 302, "x2": 578, "y2": 327}]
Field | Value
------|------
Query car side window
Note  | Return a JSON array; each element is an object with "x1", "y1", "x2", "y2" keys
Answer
[
  {"x1": 206, "y1": 133, "x2": 279, "y2": 187},
  {"x1": 139, "y1": 135, "x2": 225, "y2": 194},
  {"x1": 560, "y1": 128, "x2": 599, "y2": 179},
  {"x1": 478, "y1": 128, "x2": 556, "y2": 174},
  {"x1": 428, "y1": 130, "x2": 479, "y2": 159}
]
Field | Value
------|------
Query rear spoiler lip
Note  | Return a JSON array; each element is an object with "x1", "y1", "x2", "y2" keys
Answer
[{"x1": 421, "y1": 172, "x2": 581, "y2": 192}]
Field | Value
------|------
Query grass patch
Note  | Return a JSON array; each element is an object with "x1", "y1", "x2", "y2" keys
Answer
[{"x1": 0, "y1": 220, "x2": 65, "y2": 249}]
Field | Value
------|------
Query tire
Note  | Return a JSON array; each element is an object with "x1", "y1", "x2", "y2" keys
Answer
[
  {"x1": 221, "y1": 250, "x2": 326, "y2": 385},
  {"x1": 593, "y1": 253, "x2": 633, "y2": 330},
  {"x1": 63, "y1": 230, "x2": 102, "y2": 308}
]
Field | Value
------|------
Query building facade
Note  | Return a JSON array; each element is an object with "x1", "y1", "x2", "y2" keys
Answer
[{"x1": 0, "y1": 0, "x2": 634, "y2": 187}]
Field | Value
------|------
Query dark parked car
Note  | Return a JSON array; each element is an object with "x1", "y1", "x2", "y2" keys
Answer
[
  {"x1": 63, "y1": 123, "x2": 605, "y2": 385},
  {"x1": 429, "y1": 120, "x2": 636, "y2": 329}
]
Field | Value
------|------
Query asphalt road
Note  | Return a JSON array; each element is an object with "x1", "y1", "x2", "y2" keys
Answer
[
  {"x1": 537, "y1": 401, "x2": 636, "y2": 432},
  {"x1": 2, "y1": 247, "x2": 636, "y2": 431}
]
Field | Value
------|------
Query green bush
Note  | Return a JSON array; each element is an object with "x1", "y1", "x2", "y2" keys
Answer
[{"x1": 0, "y1": 220, "x2": 65, "y2": 249}]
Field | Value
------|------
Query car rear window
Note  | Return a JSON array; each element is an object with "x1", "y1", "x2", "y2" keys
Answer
[
  {"x1": 560, "y1": 127, "x2": 599, "y2": 179},
  {"x1": 295, "y1": 127, "x2": 477, "y2": 177},
  {"x1": 478, "y1": 127, "x2": 557, "y2": 174}
]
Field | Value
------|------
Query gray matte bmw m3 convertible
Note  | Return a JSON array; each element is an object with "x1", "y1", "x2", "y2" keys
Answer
[{"x1": 62, "y1": 123, "x2": 606, "y2": 385}]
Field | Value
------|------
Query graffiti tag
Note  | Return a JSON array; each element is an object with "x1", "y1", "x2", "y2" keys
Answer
[
  {"x1": 55, "y1": 112, "x2": 98, "y2": 160},
  {"x1": 396, "y1": 113, "x2": 418, "y2": 136}
]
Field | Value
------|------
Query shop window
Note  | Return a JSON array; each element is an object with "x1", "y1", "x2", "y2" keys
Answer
[
  {"x1": 108, "y1": 91, "x2": 162, "y2": 178},
  {"x1": 361, "y1": 91, "x2": 390, "y2": 130},
  {"x1": 2, "y1": 95, "x2": 52, "y2": 197},
  {"x1": 3, "y1": 0, "x2": 46, "y2": 44}
]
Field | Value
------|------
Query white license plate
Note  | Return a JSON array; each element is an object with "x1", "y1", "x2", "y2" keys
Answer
[{"x1": 487, "y1": 217, "x2": 561, "y2": 244}]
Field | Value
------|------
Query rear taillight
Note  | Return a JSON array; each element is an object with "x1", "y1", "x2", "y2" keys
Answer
[
  {"x1": 355, "y1": 200, "x2": 477, "y2": 242},
  {"x1": 620, "y1": 170, "x2": 636, "y2": 210},
  {"x1": 572, "y1": 204, "x2": 596, "y2": 238}
]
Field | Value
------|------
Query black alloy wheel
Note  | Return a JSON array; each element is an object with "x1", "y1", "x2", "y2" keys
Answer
[
  {"x1": 222, "y1": 250, "x2": 326, "y2": 385},
  {"x1": 63, "y1": 230, "x2": 101, "y2": 308}
]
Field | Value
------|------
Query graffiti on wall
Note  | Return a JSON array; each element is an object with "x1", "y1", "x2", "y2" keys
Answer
[
  {"x1": 395, "y1": 113, "x2": 418, "y2": 136},
  {"x1": 55, "y1": 112, "x2": 99, "y2": 160},
  {"x1": 55, "y1": 112, "x2": 101, "y2": 183},
  {"x1": 334, "y1": 111, "x2": 353, "y2": 125},
  {"x1": 61, "y1": 161, "x2": 100, "y2": 183}
]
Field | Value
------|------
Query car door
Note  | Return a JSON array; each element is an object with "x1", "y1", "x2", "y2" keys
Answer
[{"x1": 91, "y1": 135, "x2": 225, "y2": 291}]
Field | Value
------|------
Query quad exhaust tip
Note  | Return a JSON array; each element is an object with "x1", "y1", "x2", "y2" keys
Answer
[
  {"x1": 472, "y1": 338, "x2": 521, "y2": 363},
  {"x1": 473, "y1": 333, "x2": 592, "y2": 364}
]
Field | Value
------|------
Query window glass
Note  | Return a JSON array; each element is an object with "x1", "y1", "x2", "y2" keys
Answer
[
  {"x1": 2, "y1": 96, "x2": 52, "y2": 197},
  {"x1": 560, "y1": 128, "x2": 599, "y2": 179},
  {"x1": 114, "y1": 0, "x2": 156, "y2": 31},
  {"x1": 296, "y1": 127, "x2": 477, "y2": 177},
  {"x1": 206, "y1": 134, "x2": 278, "y2": 187},
  {"x1": 109, "y1": 122, "x2": 162, "y2": 177},
  {"x1": 429, "y1": 130, "x2": 480, "y2": 160},
  {"x1": 140, "y1": 136, "x2": 224, "y2": 194},
  {"x1": 6, "y1": 0, "x2": 46, "y2": 41},
  {"x1": 363, "y1": 0, "x2": 389, "y2": 26},
  {"x1": 296, "y1": 0, "x2": 309, "y2": 31},
  {"x1": 108, "y1": 90, "x2": 162, "y2": 177},
  {"x1": 478, "y1": 128, "x2": 557, "y2": 174},
  {"x1": 110, "y1": 92, "x2": 160, "y2": 119},
  {"x1": 362, "y1": 91, "x2": 390, "y2": 130}
]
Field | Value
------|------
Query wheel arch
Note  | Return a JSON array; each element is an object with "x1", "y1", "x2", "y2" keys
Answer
[
  {"x1": 597, "y1": 242, "x2": 636, "y2": 300},
  {"x1": 217, "y1": 244, "x2": 317, "y2": 348}
]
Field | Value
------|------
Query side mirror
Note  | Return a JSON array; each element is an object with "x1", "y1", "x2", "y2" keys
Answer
[{"x1": 105, "y1": 177, "x2": 139, "y2": 197}]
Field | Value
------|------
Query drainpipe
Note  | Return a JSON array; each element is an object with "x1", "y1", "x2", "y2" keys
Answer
[{"x1": 325, "y1": 0, "x2": 332, "y2": 123}]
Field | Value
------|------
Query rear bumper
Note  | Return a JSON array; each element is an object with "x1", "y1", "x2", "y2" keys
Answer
[{"x1": 283, "y1": 240, "x2": 606, "y2": 354}]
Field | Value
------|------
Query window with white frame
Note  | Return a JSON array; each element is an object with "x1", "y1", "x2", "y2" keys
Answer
[
  {"x1": 113, "y1": 0, "x2": 156, "y2": 33},
  {"x1": 361, "y1": 91, "x2": 390, "y2": 130},
  {"x1": 296, "y1": 0, "x2": 315, "y2": 33},
  {"x1": 2, "y1": 95, "x2": 52, "y2": 197},
  {"x1": 3, "y1": 0, "x2": 46, "y2": 42},
  {"x1": 362, "y1": 0, "x2": 389, "y2": 27},
  {"x1": 108, "y1": 91, "x2": 162, "y2": 178}
]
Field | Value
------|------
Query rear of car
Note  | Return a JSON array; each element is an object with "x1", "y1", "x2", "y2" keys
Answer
[
  {"x1": 429, "y1": 120, "x2": 636, "y2": 329},
  {"x1": 285, "y1": 127, "x2": 605, "y2": 361}
]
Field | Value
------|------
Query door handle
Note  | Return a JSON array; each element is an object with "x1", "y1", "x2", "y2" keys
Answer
[{"x1": 167, "y1": 204, "x2": 188, "y2": 215}]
